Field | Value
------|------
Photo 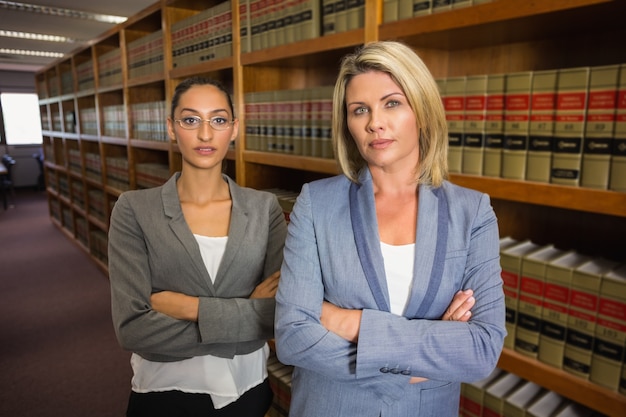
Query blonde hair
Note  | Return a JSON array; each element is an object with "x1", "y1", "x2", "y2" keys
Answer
[{"x1": 332, "y1": 41, "x2": 448, "y2": 186}]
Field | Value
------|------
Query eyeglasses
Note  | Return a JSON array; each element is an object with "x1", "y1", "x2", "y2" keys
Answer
[{"x1": 175, "y1": 115, "x2": 234, "y2": 131}]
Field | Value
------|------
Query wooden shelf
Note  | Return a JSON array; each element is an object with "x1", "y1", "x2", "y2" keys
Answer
[
  {"x1": 379, "y1": 0, "x2": 621, "y2": 49},
  {"x1": 498, "y1": 348, "x2": 626, "y2": 417},
  {"x1": 243, "y1": 150, "x2": 339, "y2": 175},
  {"x1": 450, "y1": 174, "x2": 626, "y2": 218}
]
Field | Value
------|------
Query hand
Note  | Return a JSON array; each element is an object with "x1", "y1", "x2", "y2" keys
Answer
[
  {"x1": 320, "y1": 301, "x2": 362, "y2": 343},
  {"x1": 441, "y1": 289, "x2": 474, "y2": 322},
  {"x1": 250, "y1": 271, "x2": 280, "y2": 299},
  {"x1": 151, "y1": 290, "x2": 199, "y2": 322}
]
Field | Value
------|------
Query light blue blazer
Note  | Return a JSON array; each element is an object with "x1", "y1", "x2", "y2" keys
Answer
[{"x1": 275, "y1": 169, "x2": 506, "y2": 417}]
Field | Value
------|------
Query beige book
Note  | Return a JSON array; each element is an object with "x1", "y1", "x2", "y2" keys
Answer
[
  {"x1": 334, "y1": 0, "x2": 348, "y2": 33},
  {"x1": 345, "y1": 0, "x2": 364, "y2": 31},
  {"x1": 444, "y1": 76, "x2": 466, "y2": 173},
  {"x1": 432, "y1": 0, "x2": 451, "y2": 13},
  {"x1": 552, "y1": 402, "x2": 596, "y2": 417},
  {"x1": 516, "y1": 246, "x2": 569, "y2": 358},
  {"x1": 460, "y1": 368, "x2": 504, "y2": 417},
  {"x1": 482, "y1": 373, "x2": 525, "y2": 417},
  {"x1": 322, "y1": 0, "x2": 337, "y2": 34},
  {"x1": 563, "y1": 258, "x2": 620, "y2": 379},
  {"x1": 383, "y1": 0, "x2": 399, "y2": 22},
  {"x1": 451, "y1": 0, "x2": 471, "y2": 8},
  {"x1": 590, "y1": 264, "x2": 626, "y2": 391},
  {"x1": 500, "y1": 241, "x2": 545, "y2": 350},
  {"x1": 581, "y1": 65, "x2": 620, "y2": 189},
  {"x1": 462, "y1": 75, "x2": 488, "y2": 175},
  {"x1": 527, "y1": 70, "x2": 558, "y2": 183},
  {"x1": 503, "y1": 381, "x2": 546, "y2": 417},
  {"x1": 552, "y1": 67, "x2": 590, "y2": 186},
  {"x1": 503, "y1": 72, "x2": 533, "y2": 180},
  {"x1": 538, "y1": 252, "x2": 592, "y2": 368},
  {"x1": 527, "y1": 391, "x2": 567, "y2": 417},
  {"x1": 413, "y1": 0, "x2": 432, "y2": 16},
  {"x1": 609, "y1": 63, "x2": 626, "y2": 192},
  {"x1": 484, "y1": 74, "x2": 506, "y2": 177},
  {"x1": 398, "y1": 0, "x2": 413, "y2": 20}
]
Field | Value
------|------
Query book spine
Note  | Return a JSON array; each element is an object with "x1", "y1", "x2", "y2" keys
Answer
[
  {"x1": 581, "y1": 65, "x2": 620, "y2": 189},
  {"x1": 444, "y1": 76, "x2": 466, "y2": 173},
  {"x1": 527, "y1": 70, "x2": 558, "y2": 183},
  {"x1": 483, "y1": 74, "x2": 505, "y2": 178},
  {"x1": 609, "y1": 64, "x2": 626, "y2": 192},
  {"x1": 462, "y1": 75, "x2": 487, "y2": 175},
  {"x1": 551, "y1": 67, "x2": 590, "y2": 186},
  {"x1": 503, "y1": 72, "x2": 533, "y2": 180}
]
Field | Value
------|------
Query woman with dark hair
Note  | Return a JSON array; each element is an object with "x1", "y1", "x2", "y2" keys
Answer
[{"x1": 109, "y1": 76, "x2": 287, "y2": 417}]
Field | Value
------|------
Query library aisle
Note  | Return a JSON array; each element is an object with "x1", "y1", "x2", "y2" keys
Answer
[{"x1": 0, "y1": 190, "x2": 131, "y2": 417}]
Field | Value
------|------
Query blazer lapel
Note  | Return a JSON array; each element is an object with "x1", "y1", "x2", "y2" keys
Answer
[
  {"x1": 161, "y1": 173, "x2": 216, "y2": 295},
  {"x1": 349, "y1": 170, "x2": 390, "y2": 312},
  {"x1": 404, "y1": 185, "x2": 449, "y2": 318}
]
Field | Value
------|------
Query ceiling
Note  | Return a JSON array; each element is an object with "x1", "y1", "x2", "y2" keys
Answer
[{"x1": 0, "y1": 0, "x2": 158, "y2": 73}]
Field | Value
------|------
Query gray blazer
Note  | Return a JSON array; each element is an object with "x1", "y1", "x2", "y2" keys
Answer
[
  {"x1": 275, "y1": 169, "x2": 506, "y2": 417},
  {"x1": 109, "y1": 173, "x2": 287, "y2": 362}
]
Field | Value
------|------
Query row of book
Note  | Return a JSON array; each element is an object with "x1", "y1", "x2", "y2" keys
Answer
[
  {"x1": 171, "y1": 1, "x2": 233, "y2": 69},
  {"x1": 244, "y1": 87, "x2": 334, "y2": 158},
  {"x1": 75, "y1": 59, "x2": 95, "y2": 91},
  {"x1": 262, "y1": 188, "x2": 300, "y2": 222},
  {"x1": 499, "y1": 236, "x2": 626, "y2": 394},
  {"x1": 461, "y1": 368, "x2": 604, "y2": 417},
  {"x1": 129, "y1": 101, "x2": 167, "y2": 142},
  {"x1": 97, "y1": 48, "x2": 123, "y2": 88},
  {"x1": 438, "y1": 63, "x2": 626, "y2": 193},
  {"x1": 383, "y1": 0, "x2": 493, "y2": 23},
  {"x1": 127, "y1": 30, "x2": 164, "y2": 80}
]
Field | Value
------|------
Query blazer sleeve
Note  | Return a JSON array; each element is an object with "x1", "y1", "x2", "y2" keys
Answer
[
  {"x1": 108, "y1": 192, "x2": 202, "y2": 360},
  {"x1": 355, "y1": 191, "x2": 506, "y2": 383},
  {"x1": 275, "y1": 183, "x2": 409, "y2": 401}
]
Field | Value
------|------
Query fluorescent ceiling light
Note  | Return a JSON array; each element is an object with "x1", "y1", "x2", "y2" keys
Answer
[
  {"x1": 0, "y1": 48, "x2": 64, "y2": 58},
  {"x1": 0, "y1": 1, "x2": 127, "y2": 24},
  {"x1": 0, "y1": 29, "x2": 77, "y2": 43}
]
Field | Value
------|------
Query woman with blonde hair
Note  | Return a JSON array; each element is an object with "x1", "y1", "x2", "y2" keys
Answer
[{"x1": 275, "y1": 41, "x2": 506, "y2": 417}]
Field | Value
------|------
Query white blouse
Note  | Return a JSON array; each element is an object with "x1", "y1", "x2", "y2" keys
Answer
[
  {"x1": 380, "y1": 241, "x2": 415, "y2": 316},
  {"x1": 130, "y1": 235, "x2": 269, "y2": 409}
]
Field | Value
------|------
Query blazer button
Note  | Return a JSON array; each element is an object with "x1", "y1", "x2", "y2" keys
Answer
[
  {"x1": 390, "y1": 368, "x2": 400, "y2": 374},
  {"x1": 401, "y1": 370, "x2": 411, "y2": 376},
  {"x1": 380, "y1": 367, "x2": 389, "y2": 373}
]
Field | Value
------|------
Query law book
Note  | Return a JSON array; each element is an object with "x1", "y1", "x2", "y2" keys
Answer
[
  {"x1": 483, "y1": 74, "x2": 506, "y2": 178},
  {"x1": 500, "y1": 240, "x2": 546, "y2": 350},
  {"x1": 526, "y1": 391, "x2": 566, "y2": 417},
  {"x1": 459, "y1": 368, "x2": 504, "y2": 417},
  {"x1": 482, "y1": 373, "x2": 525, "y2": 417},
  {"x1": 563, "y1": 258, "x2": 620, "y2": 380},
  {"x1": 398, "y1": 0, "x2": 413, "y2": 20},
  {"x1": 451, "y1": 0, "x2": 471, "y2": 9},
  {"x1": 551, "y1": 67, "x2": 590, "y2": 186},
  {"x1": 503, "y1": 71, "x2": 533, "y2": 180},
  {"x1": 432, "y1": 0, "x2": 451, "y2": 13},
  {"x1": 516, "y1": 245, "x2": 570, "y2": 359},
  {"x1": 322, "y1": 0, "x2": 337, "y2": 34},
  {"x1": 609, "y1": 63, "x2": 626, "y2": 192},
  {"x1": 383, "y1": 0, "x2": 399, "y2": 22},
  {"x1": 503, "y1": 381, "x2": 547, "y2": 417},
  {"x1": 552, "y1": 402, "x2": 597, "y2": 417},
  {"x1": 538, "y1": 251, "x2": 592, "y2": 368},
  {"x1": 581, "y1": 64, "x2": 620, "y2": 189},
  {"x1": 444, "y1": 76, "x2": 466, "y2": 173},
  {"x1": 462, "y1": 75, "x2": 487, "y2": 175},
  {"x1": 240, "y1": 1, "x2": 251, "y2": 54},
  {"x1": 590, "y1": 264, "x2": 626, "y2": 391},
  {"x1": 527, "y1": 69, "x2": 558, "y2": 183},
  {"x1": 413, "y1": 0, "x2": 432, "y2": 17}
]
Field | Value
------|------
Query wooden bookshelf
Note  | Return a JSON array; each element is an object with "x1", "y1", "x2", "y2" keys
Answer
[{"x1": 36, "y1": 1, "x2": 626, "y2": 415}]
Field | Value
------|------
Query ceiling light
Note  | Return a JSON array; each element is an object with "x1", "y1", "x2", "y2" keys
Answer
[
  {"x1": 0, "y1": 1, "x2": 127, "y2": 24},
  {"x1": 0, "y1": 48, "x2": 64, "y2": 58},
  {"x1": 0, "y1": 29, "x2": 77, "y2": 43}
]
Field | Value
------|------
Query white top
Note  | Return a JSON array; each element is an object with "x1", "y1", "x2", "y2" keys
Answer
[
  {"x1": 380, "y1": 241, "x2": 415, "y2": 316},
  {"x1": 130, "y1": 235, "x2": 268, "y2": 409}
]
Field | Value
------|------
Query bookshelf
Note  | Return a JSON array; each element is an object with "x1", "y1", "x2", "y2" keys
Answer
[{"x1": 36, "y1": 0, "x2": 626, "y2": 415}]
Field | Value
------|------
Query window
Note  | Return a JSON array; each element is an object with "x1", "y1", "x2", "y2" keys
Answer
[{"x1": 0, "y1": 93, "x2": 43, "y2": 145}]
